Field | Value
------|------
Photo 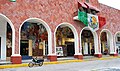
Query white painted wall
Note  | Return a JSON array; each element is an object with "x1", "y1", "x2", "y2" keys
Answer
[
  {"x1": 84, "y1": 42, "x2": 88, "y2": 54},
  {"x1": 109, "y1": 32, "x2": 115, "y2": 54},
  {"x1": 0, "y1": 20, "x2": 7, "y2": 60},
  {"x1": 93, "y1": 32, "x2": 99, "y2": 54}
]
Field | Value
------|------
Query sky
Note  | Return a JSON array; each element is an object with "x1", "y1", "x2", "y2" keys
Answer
[{"x1": 98, "y1": 0, "x2": 120, "y2": 10}]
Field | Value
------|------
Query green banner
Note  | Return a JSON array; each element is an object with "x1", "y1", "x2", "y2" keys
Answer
[{"x1": 78, "y1": 10, "x2": 88, "y2": 26}]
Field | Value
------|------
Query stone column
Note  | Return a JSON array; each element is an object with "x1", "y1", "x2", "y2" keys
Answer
[
  {"x1": 11, "y1": 27, "x2": 22, "y2": 64},
  {"x1": 110, "y1": 33, "x2": 118, "y2": 56},
  {"x1": 74, "y1": 34, "x2": 83, "y2": 59},
  {"x1": 47, "y1": 32, "x2": 57, "y2": 61},
  {"x1": 0, "y1": 21, "x2": 7, "y2": 60},
  {"x1": 94, "y1": 32, "x2": 102, "y2": 58}
]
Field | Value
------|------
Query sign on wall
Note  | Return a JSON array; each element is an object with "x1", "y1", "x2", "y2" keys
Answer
[
  {"x1": 87, "y1": 14, "x2": 99, "y2": 32},
  {"x1": 56, "y1": 47, "x2": 63, "y2": 56}
]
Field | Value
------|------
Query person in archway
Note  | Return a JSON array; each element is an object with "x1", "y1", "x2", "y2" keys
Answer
[
  {"x1": 116, "y1": 48, "x2": 118, "y2": 54},
  {"x1": 104, "y1": 48, "x2": 108, "y2": 55},
  {"x1": 91, "y1": 46, "x2": 95, "y2": 56}
]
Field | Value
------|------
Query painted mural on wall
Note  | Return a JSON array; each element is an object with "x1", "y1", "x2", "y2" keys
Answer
[{"x1": 21, "y1": 22, "x2": 48, "y2": 56}]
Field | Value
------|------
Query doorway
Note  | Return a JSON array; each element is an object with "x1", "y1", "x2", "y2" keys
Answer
[
  {"x1": 55, "y1": 26, "x2": 75, "y2": 58},
  {"x1": 66, "y1": 42, "x2": 75, "y2": 56},
  {"x1": 81, "y1": 30, "x2": 94, "y2": 56},
  {"x1": 20, "y1": 40, "x2": 29, "y2": 56},
  {"x1": 100, "y1": 32, "x2": 109, "y2": 55}
]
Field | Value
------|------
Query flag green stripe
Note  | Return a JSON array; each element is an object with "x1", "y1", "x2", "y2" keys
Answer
[{"x1": 78, "y1": 10, "x2": 88, "y2": 26}]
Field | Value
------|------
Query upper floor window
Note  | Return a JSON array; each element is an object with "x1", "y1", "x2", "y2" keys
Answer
[{"x1": 86, "y1": 0, "x2": 89, "y2": 3}]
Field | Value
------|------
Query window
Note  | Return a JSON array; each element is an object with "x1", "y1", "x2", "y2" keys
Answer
[
  {"x1": 92, "y1": 10, "x2": 96, "y2": 15},
  {"x1": 86, "y1": 0, "x2": 89, "y2": 3},
  {"x1": 79, "y1": 7, "x2": 84, "y2": 12},
  {"x1": 87, "y1": 9, "x2": 91, "y2": 13},
  {"x1": 118, "y1": 37, "x2": 120, "y2": 41}
]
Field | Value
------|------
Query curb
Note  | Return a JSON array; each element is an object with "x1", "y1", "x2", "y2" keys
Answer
[
  {"x1": 0, "y1": 56, "x2": 119, "y2": 69},
  {"x1": 0, "y1": 60, "x2": 84, "y2": 69}
]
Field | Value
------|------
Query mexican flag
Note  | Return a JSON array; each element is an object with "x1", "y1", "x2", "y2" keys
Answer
[{"x1": 78, "y1": 10, "x2": 99, "y2": 31}]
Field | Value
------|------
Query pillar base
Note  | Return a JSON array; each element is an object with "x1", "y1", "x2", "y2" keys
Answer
[
  {"x1": 11, "y1": 55, "x2": 22, "y2": 64},
  {"x1": 94, "y1": 54, "x2": 102, "y2": 58},
  {"x1": 74, "y1": 55, "x2": 83, "y2": 59},
  {"x1": 110, "y1": 53, "x2": 118, "y2": 56},
  {"x1": 48, "y1": 55, "x2": 57, "y2": 61}
]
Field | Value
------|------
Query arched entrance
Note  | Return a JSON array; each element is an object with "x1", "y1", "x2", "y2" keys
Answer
[
  {"x1": 19, "y1": 18, "x2": 52, "y2": 60},
  {"x1": 114, "y1": 31, "x2": 120, "y2": 55},
  {"x1": 54, "y1": 22, "x2": 78, "y2": 59},
  {"x1": 80, "y1": 27, "x2": 98, "y2": 56},
  {"x1": 0, "y1": 14, "x2": 15, "y2": 60},
  {"x1": 100, "y1": 29, "x2": 114, "y2": 55}
]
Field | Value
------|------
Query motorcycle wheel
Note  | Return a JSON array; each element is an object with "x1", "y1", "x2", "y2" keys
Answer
[
  {"x1": 28, "y1": 62, "x2": 34, "y2": 67},
  {"x1": 39, "y1": 62, "x2": 43, "y2": 66}
]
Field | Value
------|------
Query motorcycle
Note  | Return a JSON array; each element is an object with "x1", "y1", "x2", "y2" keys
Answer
[{"x1": 28, "y1": 57, "x2": 44, "y2": 67}]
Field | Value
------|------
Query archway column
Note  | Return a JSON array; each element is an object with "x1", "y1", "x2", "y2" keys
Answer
[
  {"x1": 47, "y1": 32, "x2": 57, "y2": 61},
  {"x1": 94, "y1": 32, "x2": 102, "y2": 58},
  {"x1": 74, "y1": 34, "x2": 83, "y2": 59},
  {"x1": 11, "y1": 29, "x2": 22, "y2": 64},
  {"x1": 110, "y1": 33, "x2": 118, "y2": 56},
  {"x1": 0, "y1": 20, "x2": 7, "y2": 60}
]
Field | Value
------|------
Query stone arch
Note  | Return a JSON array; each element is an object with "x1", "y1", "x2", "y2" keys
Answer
[
  {"x1": 54, "y1": 22, "x2": 79, "y2": 56},
  {"x1": 114, "y1": 31, "x2": 120, "y2": 54},
  {"x1": 0, "y1": 14, "x2": 15, "y2": 60},
  {"x1": 19, "y1": 18, "x2": 52, "y2": 56},
  {"x1": 99, "y1": 29, "x2": 114, "y2": 54},
  {"x1": 80, "y1": 26, "x2": 99, "y2": 55}
]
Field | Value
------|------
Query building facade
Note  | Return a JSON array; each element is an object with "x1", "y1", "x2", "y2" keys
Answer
[{"x1": 0, "y1": 0, "x2": 120, "y2": 64}]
